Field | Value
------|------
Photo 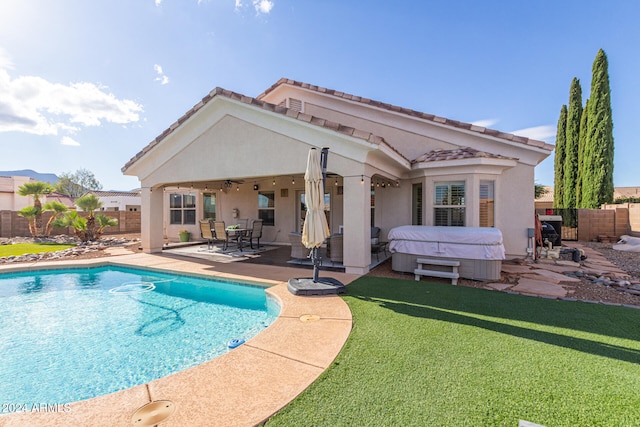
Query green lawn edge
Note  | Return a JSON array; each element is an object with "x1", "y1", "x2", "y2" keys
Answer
[
  {"x1": 266, "y1": 276, "x2": 640, "y2": 427},
  {"x1": 0, "y1": 243, "x2": 76, "y2": 257}
]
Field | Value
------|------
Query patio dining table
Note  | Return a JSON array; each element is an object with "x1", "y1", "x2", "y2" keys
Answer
[{"x1": 225, "y1": 227, "x2": 248, "y2": 251}]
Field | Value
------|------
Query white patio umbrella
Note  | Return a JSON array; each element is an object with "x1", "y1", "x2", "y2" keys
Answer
[
  {"x1": 287, "y1": 147, "x2": 345, "y2": 294},
  {"x1": 302, "y1": 148, "x2": 330, "y2": 250}
]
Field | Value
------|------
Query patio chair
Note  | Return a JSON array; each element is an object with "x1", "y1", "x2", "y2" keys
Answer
[
  {"x1": 289, "y1": 232, "x2": 311, "y2": 259},
  {"x1": 213, "y1": 221, "x2": 235, "y2": 251},
  {"x1": 328, "y1": 234, "x2": 343, "y2": 265},
  {"x1": 199, "y1": 219, "x2": 215, "y2": 250},
  {"x1": 237, "y1": 218, "x2": 249, "y2": 229},
  {"x1": 370, "y1": 226, "x2": 388, "y2": 261},
  {"x1": 241, "y1": 219, "x2": 264, "y2": 249}
]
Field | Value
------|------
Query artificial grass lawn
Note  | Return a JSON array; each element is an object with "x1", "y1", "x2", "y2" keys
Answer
[
  {"x1": 0, "y1": 243, "x2": 75, "y2": 257},
  {"x1": 267, "y1": 276, "x2": 640, "y2": 427}
]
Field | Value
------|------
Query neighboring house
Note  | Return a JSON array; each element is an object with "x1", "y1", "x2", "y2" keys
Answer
[
  {"x1": 82, "y1": 190, "x2": 142, "y2": 212},
  {"x1": 535, "y1": 186, "x2": 554, "y2": 211},
  {"x1": 0, "y1": 176, "x2": 33, "y2": 211},
  {"x1": 535, "y1": 186, "x2": 640, "y2": 211},
  {"x1": 0, "y1": 176, "x2": 75, "y2": 211},
  {"x1": 614, "y1": 187, "x2": 640, "y2": 200},
  {"x1": 122, "y1": 78, "x2": 553, "y2": 274}
]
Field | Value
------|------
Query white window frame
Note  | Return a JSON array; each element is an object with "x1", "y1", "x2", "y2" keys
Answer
[{"x1": 434, "y1": 181, "x2": 465, "y2": 226}]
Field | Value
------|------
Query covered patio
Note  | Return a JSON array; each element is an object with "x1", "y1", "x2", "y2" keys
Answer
[
  {"x1": 160, "y1": 237, "x2": 392, "y2": 273},
  {"x1": 122, "y1": 87, "x2": 407, "y2": 275}
]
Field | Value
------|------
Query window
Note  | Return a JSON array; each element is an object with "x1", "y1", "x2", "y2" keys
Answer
[
  {"x1": 203, "y1": 193, "x2": 216, "y2": 220},
  {"x1": 258, "y1": 191, "x2": 275, "y2": 226},
  {"x1": 370, "y1": 187, "x2": 375, "y2": 226},
  {"x1": 412, "y1": 183, "x2": 423, "y2": 225},
  {"x1": 479, "y1": 181, "x2": 495, "y2": 227},
  {"x1": 170, "y1": 193, "x2": 196, "y2": 225},
  {"x1": 434, "y1": 182, "x2": 465, "y2": 226}
]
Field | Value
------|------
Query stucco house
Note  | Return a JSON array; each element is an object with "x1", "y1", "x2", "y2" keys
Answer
[
  {"x1": 0, "y1": 175, "x2": 75, "y2": 211},
  {"x1": 122, "y1": 78, "x2": 553, "y2": 274},
  {"x1": 82, "y1": 190, "x2": 141, "y2": 212}
]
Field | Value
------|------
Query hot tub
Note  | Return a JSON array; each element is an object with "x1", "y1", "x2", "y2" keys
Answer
[{"x1": 388, "y1": 226, "x2": 505, "y2": 281}]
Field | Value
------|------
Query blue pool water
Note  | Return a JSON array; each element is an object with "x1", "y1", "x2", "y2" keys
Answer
[{"x1": 0, "y1": 266, "x2": 279, "y2": 404}]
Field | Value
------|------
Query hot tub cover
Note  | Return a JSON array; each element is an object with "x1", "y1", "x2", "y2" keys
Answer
[{"x1": 388, "y1": 226, "x2": 505, "y2": 260}]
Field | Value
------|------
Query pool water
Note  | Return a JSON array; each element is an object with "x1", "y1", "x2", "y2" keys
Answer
[{"x1": 0, "y1": 266, "x2": 279, "y2": 404}]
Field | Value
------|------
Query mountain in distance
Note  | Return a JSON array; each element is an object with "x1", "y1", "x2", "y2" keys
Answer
[{"x1": 0, "y1": 169, "x2": 58, "y2": 184}]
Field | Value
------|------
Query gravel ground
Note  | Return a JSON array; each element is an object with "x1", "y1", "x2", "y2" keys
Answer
[{"x1": 579, "y1": 241, "x2": 640, "y2": 281}]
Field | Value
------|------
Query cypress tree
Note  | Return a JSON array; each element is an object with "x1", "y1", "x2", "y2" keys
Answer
[
  {"x1": 563, "y1": 78, "x2": 582, "y2": 208},
  {"x1": 553, "y1": 104, "x2": 567, "y2": 208},
  {"x1": 582, "y1": 49, "x2": 614, "y2": 208},
  {"x1": 576, "y1": 98, "x2": 588, "y2": 208}
]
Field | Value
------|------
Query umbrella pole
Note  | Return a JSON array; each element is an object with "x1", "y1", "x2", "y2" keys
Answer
[{"x1": 312, "y1": 248, "x2": 319, "y2": 282}]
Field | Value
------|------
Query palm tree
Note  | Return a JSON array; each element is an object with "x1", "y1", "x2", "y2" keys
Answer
[
  {"x1": 95, "y1": 215, "x2": 119, "y2": 238},
  {"x1": 42, "y1": 201, "x2": 69, "y2": 236},
  {"x1": 52, "y1": 211, "x2": 88, "y2": 241},
  {"x1": 17, "y1": 181, "x2": 53, "y2": 236},
  {"x1": 17, "y1": 206, "x2": 40, "y2": 237},
  {"x1": 53, "y1": 194, "x2": 118, "y2": 241}
]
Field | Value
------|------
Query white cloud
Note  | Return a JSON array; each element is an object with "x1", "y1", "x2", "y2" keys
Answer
[
  {"x1": 470, "y1": 118, "x2": 499, "y2": 129},
  {"x1": 61, "y1": 136, "x2": 80, "y2": 146},
  {"x1": 0, "y1": 66, "x2": 143, "y2": 136},
  {"x1": 510, "y1": 125, "x2": 556, "y2": 143},
  {"x1": 0, "y1": 47, "x2": 13, "y2": 70},
  {"x1": 154, "y1": 64, "x2": 170, "y2": 85},
  {"x1": 155, "y1": 0, "x2": 162, "y2": 6},
  {"x1": 253, "y1": 0, "x2": 273, "y2": 14},
  {"x1": 236, "y1": 0, "x2": 274, "y2": 14}
]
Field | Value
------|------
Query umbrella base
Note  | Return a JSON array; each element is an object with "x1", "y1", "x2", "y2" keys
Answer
[{"x1": 287, "y1": 277, "x2": 346, "y2": 296}]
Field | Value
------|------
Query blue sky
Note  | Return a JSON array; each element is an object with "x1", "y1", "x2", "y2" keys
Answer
[{"x1": 0, "y1": 0, "x2": 638, "y2": 190}]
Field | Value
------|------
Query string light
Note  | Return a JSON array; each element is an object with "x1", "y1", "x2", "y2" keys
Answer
[{"x1": 361, "y1": 175, "x2": 364, "y2": 184}]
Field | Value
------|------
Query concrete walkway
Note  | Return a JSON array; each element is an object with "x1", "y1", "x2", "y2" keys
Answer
[{"x1": 0, "y1": 251, "x2": 358, "y2": 427}]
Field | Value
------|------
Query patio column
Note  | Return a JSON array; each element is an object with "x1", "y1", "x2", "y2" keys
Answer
[
  {"x1": 342, "y1": 175, "x2": 371, "y2": 274},
  {"x1": 141, "y1": 186, "x2": 164, "y2": 253}
]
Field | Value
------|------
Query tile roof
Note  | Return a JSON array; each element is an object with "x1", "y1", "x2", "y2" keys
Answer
[
  {"x1": 258, "y1": 78, "x2": 555, "y2": 152},
  {"x1": 122, "y1": 87, "x2": 396, "y2": 172},
  {"x1": 86, "y1": 190, "x2": 141, "y2": 197},
  {"x1": 535, "y1": 186, "x2": 554, "y2": 202},
  {"x1": 412, "y1": 147, "x2": 518, "y2": 163},
  {"x1": 123, "y1": 78, "x2": 553, "y2": 173}
]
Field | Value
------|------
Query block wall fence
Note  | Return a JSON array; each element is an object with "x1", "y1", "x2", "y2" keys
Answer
[
  {"x1": 1, "y1": 206, "x2": 638, "y2": 241},
  {"x1": 578, "y1": 203, "x2": 640, "y2": 242},
  {"x1": 0, "y1": 211, "x2": 141, "y2": 238}
]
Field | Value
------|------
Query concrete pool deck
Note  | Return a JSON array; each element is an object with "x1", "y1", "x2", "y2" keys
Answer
[{"x1": 0, "y1": 251, "x2": 359, "y2": 427}]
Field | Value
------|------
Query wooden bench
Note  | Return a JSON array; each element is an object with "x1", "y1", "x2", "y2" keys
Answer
[{"x1": 414, "y1": 258, "x2": 460, "y2": 285}]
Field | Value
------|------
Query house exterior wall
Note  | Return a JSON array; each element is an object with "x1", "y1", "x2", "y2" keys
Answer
[
  {"x1": 127, "y1": 82, "x2": 552, "y2": 272},
  {"x1": 0, "y1": 176, "x2": 33, "y2": 211},
  {"x1": 96, "y1": 196, "x2": 141, "y2": 212},
  {"x1": 260, "y1": 86, "x2": 548, "y2": 258}
]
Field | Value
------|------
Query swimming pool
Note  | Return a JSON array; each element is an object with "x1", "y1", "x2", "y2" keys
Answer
[{"x1": 0, "y1": 266, "x2": 279, "y2": 405}]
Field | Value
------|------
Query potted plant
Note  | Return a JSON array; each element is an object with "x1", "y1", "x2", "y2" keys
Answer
[{"x1": 179, "y1": 230, "x2": 191, "y2": 242}]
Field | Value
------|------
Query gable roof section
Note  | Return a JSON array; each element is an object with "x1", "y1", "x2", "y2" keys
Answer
[
  {"x1": 258, "y1": 78, "x2": 554, "y2": 153},
  {"x1": 412, "y1": 147, "x2": 517, "y2": 164},
  {"x1": 122, "y1": 87, "x2": 407, "y2": 173}
]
